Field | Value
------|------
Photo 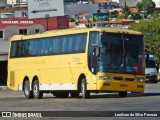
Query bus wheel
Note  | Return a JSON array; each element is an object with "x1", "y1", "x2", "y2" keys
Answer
[
  {"x1": 54, "y1": 92, "x2": 69, "y2": 98},
  {"x1": 81, "y1": 78, "x2": 90, "y2": 99},
  {"x1": 119, "y1": 91, "x2": 127, "y2": 97},
  {"x1": 32, "y1": 80, "x2": 43, "y2": 99},
  {"x1": 24, "y1": 80, "x2": 34, "y2": 99},
  {"x1": 70, "y1": 91, "x2": 80, "y2": 98}
]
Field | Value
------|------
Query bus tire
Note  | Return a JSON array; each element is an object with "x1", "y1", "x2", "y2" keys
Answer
[
  {"x1": 32, "y1": 80, "x2": 43, "y2": 99},
  {"x1": 119, "y1": 91, "x2": 127, "y2": 97},
  {"x1": 81, "y1": 78, "x2": 90, "y2": 99},
  {"x1": 24, "y1": 80, "x2": 34, "y2": 99},
  {"x1": 70, "y1": 91, "x2": 80, "y2": 98}
]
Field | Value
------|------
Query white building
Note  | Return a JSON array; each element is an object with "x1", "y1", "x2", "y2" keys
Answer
[
  {"x1": 7, "y1": 0, "x2": 27, "y2": 4},
  {"x1": 0, "y1": 0, "x2": 8, "y2": 7},
  {"x1": 119, "y1": 0, "x2": 142, "y2": 7},
  {"x1": 112, "y1": 0, "x2": 119, "y2": 3},
  {"x1": 119, "y1": 0, "x2": 160, "y2": 8}
]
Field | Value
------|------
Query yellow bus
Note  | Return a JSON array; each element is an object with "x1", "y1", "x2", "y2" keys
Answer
[{"x1": 7, "y1": 27, "x2": 145, "y2": 99}]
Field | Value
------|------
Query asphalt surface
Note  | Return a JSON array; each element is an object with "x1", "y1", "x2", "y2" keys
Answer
[{"x1": 0, "y1": 83, "x2": 160, "y2": 120}]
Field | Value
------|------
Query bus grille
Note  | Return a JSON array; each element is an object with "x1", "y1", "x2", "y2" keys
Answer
[
  {"x1": 125, "y1": 78, "x2": 135, "y2": 81},
  {"x1": 10, "y1": 71, "x2": 15, "y2": 86},
  {"x1": 113, "y1": 77, "x2": 123, "y2": 80},
  {"x1": 114, "y1": 77, "x2": 134, "y2": 81}
]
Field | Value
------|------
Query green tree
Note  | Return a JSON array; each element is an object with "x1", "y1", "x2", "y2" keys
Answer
[
  {"x1": 110, "y1": 10, "x2": 119, "y2": 18},
  {"x1": 131, "y1": 13, "x2": 141, "y2": 20},
  {"x1": 69, "y1": 17, "x2": 76, "y2": 22},
  {"x1": 136, "y1": 2, "x2": 143, "y2": 11},
  {"x1": 136, "y1": 0, "x2": 156, "y2": 14},
  {"x1": 130, "y1": 17, "x2": 160, "y2": 61},
  {"x1": 117, "y1": 6, "x2": 131, "y2": 19}
]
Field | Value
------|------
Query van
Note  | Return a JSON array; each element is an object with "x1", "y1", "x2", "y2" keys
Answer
[{"x1": 145, "y1": 55, "x2": 158, "y2": 83}]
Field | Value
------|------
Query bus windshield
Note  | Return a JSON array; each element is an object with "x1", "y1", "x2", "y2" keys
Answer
[{"x1": 99, "y1": 33, "x2": 144, "y2": 75}]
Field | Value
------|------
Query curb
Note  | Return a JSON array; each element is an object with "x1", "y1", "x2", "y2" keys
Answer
[{"x1": 0, "y1": 86, "x2": 8, "y2": 91}]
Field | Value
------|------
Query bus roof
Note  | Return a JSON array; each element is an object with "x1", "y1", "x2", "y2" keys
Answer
[{"x1": 11, "y1": 27, "x2": 143, "y2": 41}]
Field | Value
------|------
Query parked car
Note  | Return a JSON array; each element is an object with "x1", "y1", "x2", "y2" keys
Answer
[{"x1": 145, "y1": 55, "x2": 158, "y2": 83}]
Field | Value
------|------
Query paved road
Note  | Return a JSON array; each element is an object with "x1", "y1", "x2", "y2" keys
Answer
[{"x1": 0, "y1": 83, "x2": 160, "y2": 120}]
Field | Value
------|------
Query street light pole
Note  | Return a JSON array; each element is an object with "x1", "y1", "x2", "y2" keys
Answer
[
  {"x1": 124, "y1": 0, "x2": 127, "y2": 8},
  {"x1": 45, "y1": 14, "x2": 49, "y2": 31}
]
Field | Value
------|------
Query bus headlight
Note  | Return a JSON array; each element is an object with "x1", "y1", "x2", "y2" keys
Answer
[
  {"x1": 99, "y1": 76, "x2": 113, "y2": 80},
  {"x1": 135, "y1": 78, "x2": 145, "y2": 82}
]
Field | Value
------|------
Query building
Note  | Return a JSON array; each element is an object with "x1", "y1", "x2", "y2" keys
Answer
[
  {"x1": 119, "y1": 0, "x2": 142, "y2": 8},
  {"x1": 108, "y1": 19, "x2": 134, "y2": 28},
  {"x1": 112, "y1": 0, "x2": 119, "y2": 3},
  {"x1": 0, "y1": 16, "x2": 69, "y2": 85},
  {"x1": 0, "y1": 7, "x2": 27, "y2": 13},
  {"x1": 0, "y1": 13, "x2": 15, "y2": 18},
  {"x1": 98, "y1": 2, "x2": 119, "y2": 10},
  {"x1": 0, "y1": 0, "x2": 9, "y2": 7},
  {"x1": 65, "y1": 4, "x2": 99, "y2": 17},
  {"x1": 65, "y1": 2, "x2": 119, "y2": 17},
  {"x1": 94, "y1": 0, "x2": 112, "y2": 3},
  {"x1": 7, "y1": 0, "x2": 27, "y2": 4},
  {"x1": 119, "y1": 0, "x2": 160, "y2": 8},
  {"x1": 0, "y1": 16, "x2": 69, "y2": 54}
]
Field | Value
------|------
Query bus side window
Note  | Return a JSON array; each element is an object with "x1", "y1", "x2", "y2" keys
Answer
[
  {"x1": 50, "y1": 37, "x2": 55, "y2": 54},
  {"x1": 37, "y1": 39, "x2": 43, "y2": 56},
  {"x1": 49, "y1": 46, "x2": 53, "y2": 54},
  {"x1": 10, "y1": 42, "x2": 17, "y2": 58},
  {"x1": 54, "y1": 38, "x2": 60, "y2": 54},
  {"x1": 23, "y1": 41, "x2": 29, "y2": 57},
  {"x1": 76, "y1": 34, "x2": 87, "y2": 52},
  {"x1": 61, "y1": 36, "x2": 68, "y2": 53},
  {"x1": 30, "y1": 40, "x2": 37, "y2": 56},
  {"x1": 67, "y1": 36, "x2": 74, "y2": 53},
  {"x1": 44, "y1": 38, "x2": 50, "y2": 55}
]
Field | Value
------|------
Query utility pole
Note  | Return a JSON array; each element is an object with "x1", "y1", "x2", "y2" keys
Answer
[
  {"x1": 45, "y1": 14, "x2": 49, "y2": 31},
  {"x1": 124, "y1": 0, "x2": 127, "y2": 8}
]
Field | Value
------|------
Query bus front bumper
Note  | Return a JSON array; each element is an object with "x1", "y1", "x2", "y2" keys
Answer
[{"x1": 96, "y1": 80, "x2": 145, "y2": 93}]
